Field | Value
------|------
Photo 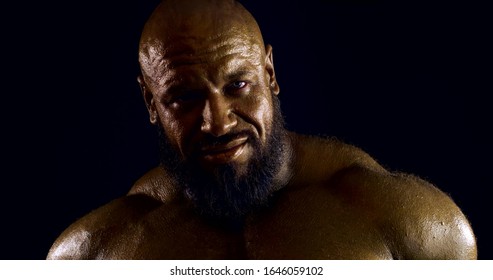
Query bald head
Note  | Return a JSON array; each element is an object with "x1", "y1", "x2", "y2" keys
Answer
[
  {"x1": 139, "y1": 0, "x2": 263, "y2": 48},
  {"x1": 138, "y1": 0, "x2": 266, "y2": 80}
]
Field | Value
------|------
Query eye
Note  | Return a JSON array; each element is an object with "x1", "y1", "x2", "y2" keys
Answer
[
  {"x1": 165, "y1": 90, "x2": 203, "y2": 107},
  {"x1": 176, "y1": 91, "x2": 202, "y2": 102},
  {"x1": 230, "y1": 81, "x2": 247, "y2": 89},
  {"x1": 226, "y1": 80, "x2": 252, "y2": 97}
]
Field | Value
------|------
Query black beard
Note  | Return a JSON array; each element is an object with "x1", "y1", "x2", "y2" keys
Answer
[{"x1": 157, "y1": 96, "x2": 287, "y2": 225}]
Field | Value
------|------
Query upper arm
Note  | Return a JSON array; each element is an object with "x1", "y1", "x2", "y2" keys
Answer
[
  {"x1": 46, "y1": 195, "x2": 162, "y2": 260},
  {"x1": 46, "y1": 225, "x2": 93, "y2": 260},
  {"x1": 334, "y1": 164, "x2": 477, "y2": 260},
  {"x1": 382, "y1": 175, "x2": 477, "y2": 259}
]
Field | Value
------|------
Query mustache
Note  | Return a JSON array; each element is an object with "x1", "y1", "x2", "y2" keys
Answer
[{"x1": 197, "y1": 130, "x2": 257, "y2": 150}]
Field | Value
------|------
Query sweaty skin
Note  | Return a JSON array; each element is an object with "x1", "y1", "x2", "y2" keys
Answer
[{"x1": 47, "y1": 0, "x2": 477, "y2": 260}]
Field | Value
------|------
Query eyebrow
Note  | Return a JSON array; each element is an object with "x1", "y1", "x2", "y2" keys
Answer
[
  {"x1": 161, "y1": 65, "x2": 258, "y2": 96},
  {"x1": 167, "y1": 71, "x2": 254, "y2": 91},
  {"x1": 165, "y1": 83, "x2": 196, "y2": 96},
  {"x1": 225, "y1": 70, "x2": 256, "y2": 81}
]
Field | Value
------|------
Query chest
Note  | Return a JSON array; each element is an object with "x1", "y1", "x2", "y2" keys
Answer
[{"x1": 95, "y1": 188, "x2": 392, "y2": 259}]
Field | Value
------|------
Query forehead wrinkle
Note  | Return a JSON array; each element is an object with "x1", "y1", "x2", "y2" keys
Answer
[
  {"x1": 141, "y1": 28, "x2": 264, "y2": 90},
  {"x1": 164, "y1": 31, "x2": 263, "y2": 66},
  {"x1": 144, "y1": 43, "x2": 262, "y2": 89},
  {"x1": 139, "y1": 0, "x2": 266, "y2": 80},
  {"x1": 162, "y1": 53, "x2": 259, "y2": 91}
]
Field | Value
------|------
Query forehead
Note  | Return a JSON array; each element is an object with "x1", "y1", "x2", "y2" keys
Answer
[{"x1": 141, "y1": 31, "x2": 264, "y2": 88}]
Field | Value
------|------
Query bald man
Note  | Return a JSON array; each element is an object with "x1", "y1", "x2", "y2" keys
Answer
[{"x1": 47, "y1": 0, "x2": 477, "y2": 259}]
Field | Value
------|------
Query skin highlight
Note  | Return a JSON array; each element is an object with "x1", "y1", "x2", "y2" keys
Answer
[{"x1": 47, "y1": 0, "x2": 477, "y2": 260}]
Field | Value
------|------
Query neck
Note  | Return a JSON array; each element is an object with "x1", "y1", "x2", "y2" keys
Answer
[{"x1": 269, "y1": 130, "x2": 296, "y2": 193}]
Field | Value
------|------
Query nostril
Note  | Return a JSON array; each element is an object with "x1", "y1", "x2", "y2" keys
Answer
[
  {"x1": 201, "y1": 111, "x2": 237, "y2": 137},
  {"x1": 200, "y1": 98, "x2": 237, "y2": 137}
]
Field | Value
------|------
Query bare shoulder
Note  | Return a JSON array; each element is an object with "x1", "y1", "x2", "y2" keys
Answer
[
  {"x1": 47, "y1": 167, "x2": 177, "y2": 259},
  {"x1": 128, "y1": 166, "x2": 178, "y2": 203},
  {"x1": 46, "y1": 194, "x2": 162, "y2": 260},
  {"x1": 291, "y1": 133, "x2": 386, "y2": 181},
  {"x1": 335, "y1": 165, "x2": 476, "y2": 259},
  {"x1": 294, "y1": 133, "x2": 477, "y2": 259}
]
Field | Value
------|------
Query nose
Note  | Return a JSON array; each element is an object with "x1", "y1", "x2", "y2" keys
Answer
[{"x1": 200, "y1": 95, "x2": 237, "y2": 137}]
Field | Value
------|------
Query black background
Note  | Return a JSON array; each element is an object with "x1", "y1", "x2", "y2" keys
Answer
[{"x1": 3, "y1": 0, "x2": 491, "y2": 259}]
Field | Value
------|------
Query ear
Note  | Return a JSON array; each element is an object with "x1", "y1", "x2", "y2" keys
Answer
[
  {"x1": 137, "y1": 75, "x2": 158, "y2": 125},
  {"x1": 265, "y1": 44, "x2": 280, "y2": 95}
]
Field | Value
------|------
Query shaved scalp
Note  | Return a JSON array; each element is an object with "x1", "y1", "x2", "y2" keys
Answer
[{"x1": 138, "y1": 0, "x2": 265, "y2": 80}]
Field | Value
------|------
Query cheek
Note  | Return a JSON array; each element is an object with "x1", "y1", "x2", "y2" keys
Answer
[
  {"x1": 241, "y1": 93, "x2": 274, "y2": 143},
  {"x1": 158, "y1": 108, "x2": 201, "y2": 157}
]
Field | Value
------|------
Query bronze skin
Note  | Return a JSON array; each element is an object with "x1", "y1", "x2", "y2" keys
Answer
[
  {"x1": 47, "y1": 0, "x2": 477, "y2": 259},
  {"x1": 137, "y1": 0, "x2": 290, "y2": 222},
  {"x1": 154, "y1": 95, "x2": 287, "y2": 222}
]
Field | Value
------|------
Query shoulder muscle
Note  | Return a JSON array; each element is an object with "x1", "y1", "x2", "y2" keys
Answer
[
  {"x1": 46, "y1": 194, "x2": 162, "y2": 259},
  {"x1": 332, "y1": 165, "x2": 477, "y2": 259}
]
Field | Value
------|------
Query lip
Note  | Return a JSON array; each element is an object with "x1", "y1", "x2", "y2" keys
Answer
[{"x1": 200, "y1": 137, "x2": 248, "y2": 164}]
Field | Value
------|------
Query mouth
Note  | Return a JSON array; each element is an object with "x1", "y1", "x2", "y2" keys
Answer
[{"x1": 199, "y1": 136, "x2": 248, "y2": 164}]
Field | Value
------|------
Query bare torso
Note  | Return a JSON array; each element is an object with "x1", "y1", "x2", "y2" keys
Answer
[{"x1": 47, "y1": 134, "x2": 476, "y2": 259}]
